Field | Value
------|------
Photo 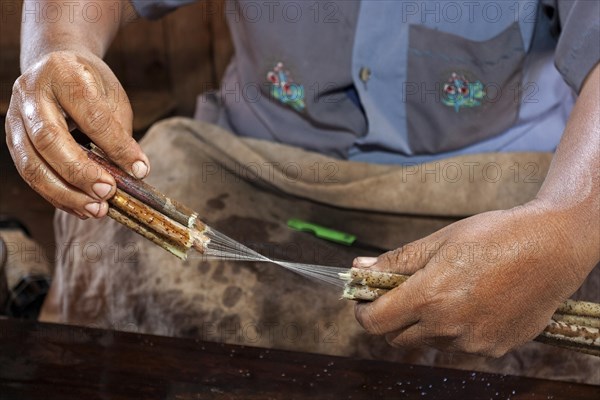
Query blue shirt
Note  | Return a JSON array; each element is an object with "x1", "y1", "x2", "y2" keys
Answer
[
  {"x1": 348, "y1": 1, "x2": 577, "y2": 164},
  {"x1": 132, "y1": 0, "x2": 599, "y2": 165}
]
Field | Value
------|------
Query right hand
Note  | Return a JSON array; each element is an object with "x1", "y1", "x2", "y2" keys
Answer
[{"x1": 5, "y1": 50, "x2": 150, "y2": 219}]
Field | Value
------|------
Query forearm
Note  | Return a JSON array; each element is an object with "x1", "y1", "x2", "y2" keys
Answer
[
  {"x1": 20, "y1": 0, "x2": 136, "y2": 69},
  {"x1": 534, "y1": 63, "x2": 600, "y2": 271},
  {"x1": 9, "y1": 0, "x2": 149, "y2": 219}
]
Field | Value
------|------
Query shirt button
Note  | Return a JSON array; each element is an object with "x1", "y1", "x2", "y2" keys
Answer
[{"x1": 359, "y1": 67, "x2": 371, "y2": 83}]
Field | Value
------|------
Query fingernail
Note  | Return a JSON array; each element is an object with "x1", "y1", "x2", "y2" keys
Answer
[
  {"x1": 92, "y1": 182, "x2": 112, "y2": 199},
  {"x1": 132, "y1": 160, "x2": 148, "y2": 179},
  {"x1": 97, "y1": 202, "x2": 108, "y2": 218},
  {"x1": 355, "y1": 257, "x2": 378, "y2": 268},
  {"x1": 84, "y1": 202, "x2": 101, "y2": 217}
]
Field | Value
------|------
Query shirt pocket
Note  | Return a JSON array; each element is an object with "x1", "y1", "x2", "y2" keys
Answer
[{"x1": 405, "y1": 23, "x2": 526, "y2": 154}]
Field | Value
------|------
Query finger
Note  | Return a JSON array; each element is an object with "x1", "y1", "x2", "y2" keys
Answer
[
  {"x1": 354, "y1": 294, "x2": 417, "y2": 336},
  {"x1": 6, "y1": 108, "x2": 108, "y2": 219},
  {"x1": 353, "y1": 270, "x2": 432, "y2": 335},
  {"x1": 15, "y1": 79, "x2": 117, "y2": 203},
  {"x1": 384, "y1": 321, "x2": 467, "y2": 351},
  {"x1": 384, "y1": 323, "x2": 425, "y2": 348},
  {"x1": 353, "y1": 233, "x2": 447, "y2": 274},
  {"x1": 49, "y1": 55, "x2": 149, "y2": 179},
  {"x1": 387, "y1": 321, "x2": 517, "y2": 357},
  {"x1": 384, "y1": 323, "x2": 450, "y2": 350}
]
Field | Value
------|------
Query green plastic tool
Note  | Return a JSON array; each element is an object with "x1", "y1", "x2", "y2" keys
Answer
[{"x1": 287, "y1": 218, "x2": 357, "y2": 246}]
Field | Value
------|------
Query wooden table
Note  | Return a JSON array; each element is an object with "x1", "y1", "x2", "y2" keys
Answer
[{"x1": 0, "y1": 318, "x2": 597, "y2": 399}]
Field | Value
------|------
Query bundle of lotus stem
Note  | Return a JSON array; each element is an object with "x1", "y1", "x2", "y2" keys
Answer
[
  {"x1": 340, "y1": 268, "x2": 600, "y2": 356},
  {"x1": 84, "y1": 144, "x2": 211, "y2": 259}
]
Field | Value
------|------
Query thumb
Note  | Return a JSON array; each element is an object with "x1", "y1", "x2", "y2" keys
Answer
[{"x1": 353, "y1": 236, "x2": 444, "y2": 275}]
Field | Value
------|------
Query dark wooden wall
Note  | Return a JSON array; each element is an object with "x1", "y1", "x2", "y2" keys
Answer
[{"x1": 0, "y1": 0, "x2": 234, "y2": 131}]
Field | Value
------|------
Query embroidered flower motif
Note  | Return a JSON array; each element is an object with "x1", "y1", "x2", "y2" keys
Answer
[
  {"x1": 442, "y1": 72, "x2": 485, "y2": 112},
  {"x1": 267, "y1": 62, "x2": 305, "y2": 112}
]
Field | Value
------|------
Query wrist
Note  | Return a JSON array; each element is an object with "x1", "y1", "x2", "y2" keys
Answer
[
  {"x1": 21, "y1": 48, "x2": 104, "y2": 77},
  {"x1": 518, "y1": 198, "x2": 600, "y2": 277},
  {"x1": 20, "y1": 0, "x2": 125, "y2": 70}
]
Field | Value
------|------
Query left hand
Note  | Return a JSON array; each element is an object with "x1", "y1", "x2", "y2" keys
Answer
[{"x1": 353, "y1": 201, "x2": 595, "y2": 357}]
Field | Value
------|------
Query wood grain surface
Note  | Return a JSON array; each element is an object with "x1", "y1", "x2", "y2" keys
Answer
[{"x1": 0, "y1": 318, "x2": 598, "y2": 399}]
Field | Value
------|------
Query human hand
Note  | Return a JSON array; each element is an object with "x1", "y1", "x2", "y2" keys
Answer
[
  {"x1": 5, "y1": 50, "x2": 149, "y2": 219},
  {"x1": 353, "y1": 202, "x2": 596, "y2": 357}
]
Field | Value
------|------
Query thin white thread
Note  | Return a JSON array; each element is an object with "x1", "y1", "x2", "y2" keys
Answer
[{"x1": 200, "y1": 227, "x2": 347, "y2": 288}]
